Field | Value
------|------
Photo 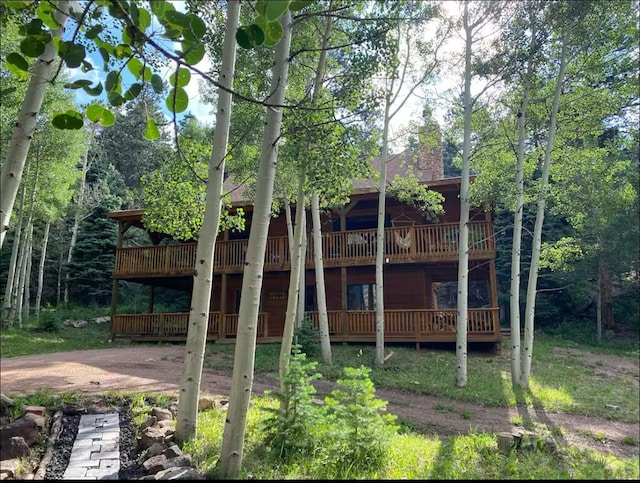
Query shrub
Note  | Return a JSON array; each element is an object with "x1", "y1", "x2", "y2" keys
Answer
[
  {"x1": 293, "y1": 317, "x2": 319, "y2": 356},
  {"x1": 261, "y1": 345, "x2": 322, "y2": 460},
  {"x1": 39, "y1": 309, "x2": 60, "y2": 332}
]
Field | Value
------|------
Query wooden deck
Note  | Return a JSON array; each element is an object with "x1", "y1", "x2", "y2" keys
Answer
[
  {"x1": 113, "y1": 222, "x2": 495, "y2": 278},
  {"x1": 111, "y1": 308, "x2": 500, "y2": 343}
]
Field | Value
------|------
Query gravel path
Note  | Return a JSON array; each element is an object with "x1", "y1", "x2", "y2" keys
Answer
[{"x1": 2, "y1": 346, "x2": 638, "y2": 462}]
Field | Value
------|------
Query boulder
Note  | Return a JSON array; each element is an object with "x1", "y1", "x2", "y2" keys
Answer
[
  {"x1": 154, "y1": 467, "x2": 203, "y2": 480},
  {"x1": 92, "y1": 316, "x2": 110, "y2": 324},
  {"x1": 151, "y1": 408, "x2": 173, "y2": 422},
  {"x1": 138, "y1": 427, "x2": 167, "y2": 450},
  {"x1": 71, "y1": 320, "x2": 88, "y2": 328},
  {"x1": 0, "y1": 415, "x2": 40, "y2": 449},
  {"x1": 0, "y1": 459, "x2": 20, "y2": 479},
  {"x1": 0, "y1": 437, "x2": 30, "y2": 461},
  {"x1": 143, "y1": 454, "x2": 167, "y2": 474},
  {"x1": 144, "y1": 443, "x2": 168, "y2": 460},
  {"x1": 156, "y1": 420, "x2": 173, "y2": 430},
  {"x1": 23, "y1": 406, "x2": 45, "y2": 417},
  {"x1": 140, "y1": 416, "x2": 158, "y2": 431},
  {"x1": 23, "y1": 413, "x2": 45, "y2": 430},
  {"x1": 162, "y1": 445, "x2": 182, "y2": 459}
]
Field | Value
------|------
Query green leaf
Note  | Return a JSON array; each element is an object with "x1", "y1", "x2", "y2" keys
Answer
[
  {"x1": 6, "y1": 53, "x2": 29, "y2": 80},
  {"x1": 263, "y1": 20, "x2": 283, "y2": 47},
  {"x1": 166, "y1": 87, "x2": 189, "y2": 113},
  {"x1": 20, "y1": 18, "x2": 45, "y2": 36},
  {"x1": 81, "y1": 60, "x2": 93, "y2": 72},
  {"x1": 151, "y1": 74, "x2": 164, "y2": 93},
  {"x1": 144, "y1": 118, "x2": 161, "y2": 140},
  {"x1": 98, "y1": 47, "x2": 110, "y2": 66},
  {"x1": 141, "y1": 65, "x2": 153, "y2": 82},
  {"x1": 289, "y1": 0, "x2": 313, "y2": 12},
  {"x1": 182, "y1": 42, "x2": 205, "y2": 65},
  {"x1": 183, "y1": 14, "x2": 206, "y2": 41},
  {"x1": 36, "y1": 1, "x2": 59, "y2": 29},
  {"x1": 127, "y1": 57, "x2": 143, "y2": 78},
  {"x1": 138, "y1": 8, "x2": 151, "y2": 31},
  {"x1": 63, "y1": 43, "x2": 86, "y2": 68},
  {"x1": 149, "y1": 0, "x2": 175, "y2": 19},
  {"x1": 115, "y1": 44, "x2": 133, "y2": 59},
  {"x1": 52, "y1": 110, "x2": 84, "y2": 130},
  {"x1": 124, "y1": 82, "x2": 142, "y2": 100},
  {"x1": 91, "y1": 6, "x2": 104, "y2": 19},
  {"x1": 3, "y1": 1, "x2": 31, "y2": 9},
  {"x1": 86, "y1": 103, "x2": 115, "y2": 126},
  {"x1": 266, "y1": 1, "x2": 290, "y2": 21},
  {"x1": 85, "y1": 25, "x2": 103, "y2": 39},
  {"x1": 169, "y1": 67, "x2": 191, "y2": 88},
  {"x1": 82, "y1": 82, "x2": 103, "y2": 96},
  {"x1": 20, "y1": 37, "x2": 46, "y2": 58},
  {"x1": 0, "y1": 86, "x2": 17, "y2": 97},
  {"x1": 165, "y1": 10, "x2": 190, "y2": 28},
  {"x1": 107, "y1": 91, "x2": 124, "y2": 106},
  {"x1": 105, "y1": 71, "x2": 121, "y2": 93},
  {"x1": 256, "y1": 0, "x2": 268, "y2": 16},
  {"x1": 236, "y1": 24, "x2": 265, "y2": 49},
  {"x1": 163, "y1": 28, "x2": 182, "y2": 40},
  {"x1": 64, "y1": 79, "x2": 93, "y2": 89}
]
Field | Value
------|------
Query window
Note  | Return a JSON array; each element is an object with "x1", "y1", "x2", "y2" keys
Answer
[
  {"x1": 347, "y1": 284, "x2": 377, "y2": 310},
  {"x1": 432, "y1": 280, "x2": 489, "y2": 309}
]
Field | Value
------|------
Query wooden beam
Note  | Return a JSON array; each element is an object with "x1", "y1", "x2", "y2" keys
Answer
[
  {"x1": 109, "y1": 223, "x2": 125, "y2": 341},
  {"x1": 220, "y1": 273, "x2": 227, "y2": 340}
]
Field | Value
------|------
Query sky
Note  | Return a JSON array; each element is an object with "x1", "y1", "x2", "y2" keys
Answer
[{"x1": 67, "y1": 1, "x2": 477, "y2": 151}]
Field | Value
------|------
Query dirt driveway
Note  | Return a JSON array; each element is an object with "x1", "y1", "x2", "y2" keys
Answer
[{"x1": 1, "y1": 346, "x2": 638, "y2": 460}]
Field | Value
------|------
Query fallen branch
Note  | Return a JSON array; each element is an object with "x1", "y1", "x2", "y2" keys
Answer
[
  {"x1": 384, "y1": 351, "x2": 395, "y2": 362},
  {"x1": 33, "y1": 410, "x2": 63, "y2": 480}
]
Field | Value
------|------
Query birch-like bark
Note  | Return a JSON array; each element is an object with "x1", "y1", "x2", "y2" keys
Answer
[
  {"x1": 284, "y1": 198, "x2": 294, "y2": 260},
  {"x1": 2, "y1": 186, "x2": 25, "y2": 327},
  {"x1": 510, "y1": 16, "x2": 536, "y2": 387},
  {"x1": 309, "y1": 8, "x2": 333, "y2": 361},
  {"x1": 174, "y1": 0, "x2": 240, "y2": 444},
  {"x1": 375, "y1": 92, "x2": 391, "y2": 366},
  {"x1": 296, "y1": 221, "x2": 306, "y2": 328},
  {"x1": 24, "y1": 231, "x2": 33, "y2": 320},
  {"x1": 216, "y1": 11, "x2": 292, "y2": 479},
  {"x1": 16, "y1": 224, "x2": 33, "y2": 328},
  {"x1": 35, "y1": 221, "x2": 51, "y2": 317},
  {"x1": 312, "y1": 192, "x2": 331, "y2": 364},
  {"x1": 521, "y1": 25, "x2": 571, "y2": 389},
  {"x1": 280, "y1": 177, "x2": 305, "y2": 392},
  {"x1": 0, "y1": 0, "x2": 71, "y2": 249},
  {"x1": 64, "y1": 145, "x2": 91, "y2": 304},
  {"x1": 456, "y1": 2, "x2": 473, "y2": 388}
]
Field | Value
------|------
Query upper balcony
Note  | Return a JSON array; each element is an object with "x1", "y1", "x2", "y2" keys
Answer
[{"x1": 113, "y1": 221, "x2": 495, "y2": 279}]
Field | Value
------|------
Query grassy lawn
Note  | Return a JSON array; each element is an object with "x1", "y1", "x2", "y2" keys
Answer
[{"x1": 203, "y1": 334, "x2": 640, "y2": 423}]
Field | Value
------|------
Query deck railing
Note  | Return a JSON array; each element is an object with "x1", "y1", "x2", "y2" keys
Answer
[
  {"x1": 112, "y1": 308, "x2": 499, "y2": 341},
  {"x1": 114, "y1": 221, "x2": 495, "y2": 278}
]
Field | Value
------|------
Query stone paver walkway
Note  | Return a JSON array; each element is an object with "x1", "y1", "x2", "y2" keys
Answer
[{"x1": 62, "y1": 413, "x2": 120, "y2": 480}]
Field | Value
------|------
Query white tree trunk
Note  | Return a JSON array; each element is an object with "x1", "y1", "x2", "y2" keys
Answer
[
  {"x1": 16, "y1": 224, "x2": 33, "y2": 328},
  {"x1": 510, "y1": 20, "x2": 536, "y2": 387},
  {"x1": 312, "y1": 192, "x2": 332, "y2": 364},
  {"x1": 216, "y1": 11, "x2": 292, "y2": 479},
  {"x1": 24, "y1": 230, "x2": 33, "y2": 320},
  {"x1": 0, "y1": 0, "x2": 71, "y2": 249},
  {"x1": 521, "y1": 26, "x2": 571, "y2": 389},
  {"x1": 174, "y1": 0, "x2": 240, "y2": 444},
  {"x1": 375, "y1": 93, "x2": 391, "y2": 366},
  {"x1": 285, "y1": 198, "x2": 294, "y2": 260},
  {"x1": 280, "y1": 177, "x2": 305, "y2": 391},
  {"x1": 35, "y1": 221, "x2": 51, "y2": 317},
  {"x1": 296, "y1": 221, "x2": 306, "y2": 328},
  {"x1": 456, "y1": 3, "x2": 473, "y2": 388},
  {"x1": 2, "y1": 186, "x2": 25, "y2": 327}
]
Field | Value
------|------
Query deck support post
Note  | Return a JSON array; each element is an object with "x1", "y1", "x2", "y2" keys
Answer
[
  {"x1": 148, "y1": 286, "x2": 155, "y2": 314},
  {"x1": 219, "y1": 273, "x2": 227, "y2": 341}
]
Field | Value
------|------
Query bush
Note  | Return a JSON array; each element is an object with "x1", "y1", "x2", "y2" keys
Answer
[
  {"x1": 39, "y1": 309, "x2": 60, "y2": 332},
  {"x1": 293, "y1": 317, "x2": 319, "y2": 356}
]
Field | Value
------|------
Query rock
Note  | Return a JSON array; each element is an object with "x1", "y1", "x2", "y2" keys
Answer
[
  {"x1": 168, "y1": 403, "x2": 178, "y2": 419},
  {"x1": 23, "y1": 406, "x2": 45, "y2": 417},
  {"x1": 0, "y1": 459, "x2": 20, "y2": 479},
  {"x1": 0, "y1": 437, "x2": 30, "y2": 460},
  {"x1": 151, "y1": 408, "x2": 173, "y2": 422},
  {"x1": 154, "y1": 467, "x2": 203, "y2": 480},
  {"x1": 0, "y1": 415, "x2": 40, "y2": 449},
  {"x1": 162, "y1": 445, "x2": 182, "y2": 459},
  {"x1": 157, "y1": 420, "x2": 173, "y2": 430},
  {"x1": 23, "y1": 412, "x2": 45, "y2": 430},
  {"x1": 141, "y1": 416, "x2": 158, "y2": 431},
  {"x1": 0, "y1": 395, "x2": 14, "y2": 409},
  {"x1": 138, "y1": 427, "x2": 167, "y2": 450},
  {"x1": 145, "y1": 443, "x2": 168, "y2": 460},
  {"x1": 71, "y1": 320, "x2": 88, "y2": 328},
  {"x1": 161, "y1": 455, "x2": 192, "y2": 471},
  {"x1": 143, "y1": 454, "x2": 167, "y2": 474},
  {"x1": 163, "y1": 434, "x2": 174, "y2": 445},
  {"x1": 93, "y1": 316, "x2": 110, "y2": 324},
  {"x1": 496, "y1": 432, "x2": 514, "y2": 455}
]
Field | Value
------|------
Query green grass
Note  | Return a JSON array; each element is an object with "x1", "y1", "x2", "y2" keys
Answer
[
  {"x1": 181, "y1": 396, "x2": 640, "y2": 480},
  {"x1": 203, "y1": 333, "x2": 639, "y2": 424}
]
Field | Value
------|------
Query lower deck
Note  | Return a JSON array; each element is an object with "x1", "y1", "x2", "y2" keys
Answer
[{"x1": 110, "y1": 308, "x2": 501, "y2": 345}]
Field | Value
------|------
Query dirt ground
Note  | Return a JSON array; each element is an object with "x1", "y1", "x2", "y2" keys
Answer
[{"x1": 1, "y1": 345, "x2": 638, "y2": 460}]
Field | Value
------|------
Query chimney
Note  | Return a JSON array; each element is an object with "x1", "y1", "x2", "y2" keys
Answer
[{"x1": 415, "y1": 122, "x2": 444, "y2": 181}]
